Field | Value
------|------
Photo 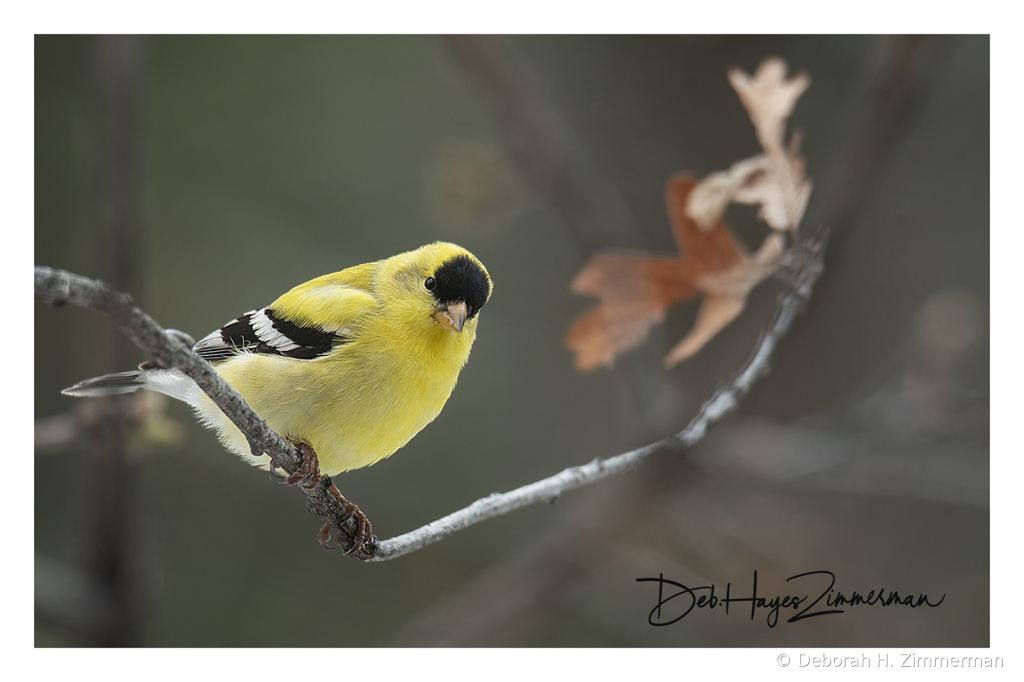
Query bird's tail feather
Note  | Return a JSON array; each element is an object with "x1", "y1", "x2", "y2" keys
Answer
[{"x1": 62, "y1": 371, "x2": 143, "y2": 397}]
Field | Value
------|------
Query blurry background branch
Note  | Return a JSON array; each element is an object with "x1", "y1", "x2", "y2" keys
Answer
[
  {"x1": 444, "y1": 34, "x2": 686, "y2": 445},
  {"x1": 802, "y1": 35, "x2": 956, "y2": 249},
  {"x1": 444, "y1": 35, "x2": 647, "y2": 253},
  {"x1": 35, "y1": 36, "x2": 151, "y2": 646}
]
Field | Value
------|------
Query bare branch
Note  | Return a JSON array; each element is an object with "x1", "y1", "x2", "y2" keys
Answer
[
  {"x1": 37, "y1": 229, "x2": 823, "y2": 562},
  {"x1": 361, "y1": 230, "x2": 826, "y2": 561},
  {"x1": 34, "y1": 266, "x2": 367, "y2": 552}
]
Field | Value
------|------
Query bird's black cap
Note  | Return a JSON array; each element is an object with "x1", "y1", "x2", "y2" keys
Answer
[{"x1": 431, "y1": 254, "x2": 491, "y2": 319}]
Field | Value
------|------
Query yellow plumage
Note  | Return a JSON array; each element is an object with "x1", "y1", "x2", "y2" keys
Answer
[
  {"x1": 64, "y1": 242, "x2": 493, "y2": 478},
  {"x1": 201, "y1": 243, "x2": 488, "y2": 474}
]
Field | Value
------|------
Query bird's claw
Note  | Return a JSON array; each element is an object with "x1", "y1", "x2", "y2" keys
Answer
[
  {"x1": 320, "y1": 482, "x2": 372, "y2": 555},
  {"x1": 268, "y1": 458, "x2": 288, "y2": 482},
  {"x1": 343, "y1": 506, "x2": 372, "y2": 556},
  {"x1": 318, "y1": 522, "x2": 340, "y2": 551},
  {"x1": 270, "y1": 441, "x2": 322, "y2": 489},
  {"x1": 268, "y1": 441, "x2": 370, "y2": 554}
]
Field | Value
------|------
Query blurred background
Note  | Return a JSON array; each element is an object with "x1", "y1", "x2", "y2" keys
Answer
[{"x1": 34, "y1": 35, "x2": 988, "y2": 647}]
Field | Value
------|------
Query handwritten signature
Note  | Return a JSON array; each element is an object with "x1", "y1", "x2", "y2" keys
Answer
[{"x1": 636, "y1": 571, "x2": 945, "y2": 628}]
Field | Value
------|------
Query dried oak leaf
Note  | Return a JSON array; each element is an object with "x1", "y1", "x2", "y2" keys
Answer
[
  {"x1": 725, "y1": 58, "x2": 813, "y2": 231},
  {"x1": 685, "y1": 155, "x2": 770, "y2": 230},
  {"x1": 727, "y1": 57, "x2": 810, "y2": 158},
  {"x1": 566, "y1": 57, "x2": 809, "y2": 372},
  {"x1": 566, "y1": 175, "x2": 780, "y2": 371}
]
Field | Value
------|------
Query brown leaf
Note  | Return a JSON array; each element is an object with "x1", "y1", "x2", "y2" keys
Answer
[
  {"x1": 665, "y1": 232, "x2": 786, "y2": 367},
  {"x1": 664, "y1": 292, "x2": 746, "y2": 367},
  {"x1": 566, "y1": 177, "x2": 746, "y2": 371},
  {"x1": 566, "y1": 57, "x2": 810, "y2": 372},
  {"x1": 698, "y1": 231, "x2": 785, "y2": 299},
  {"x1": 567, "y1": 254, "x2": 692, "y2": 372}
]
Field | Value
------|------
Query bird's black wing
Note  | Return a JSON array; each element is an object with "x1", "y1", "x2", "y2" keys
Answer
[{"x1": 193, "y1": 307, "x2": 349, "y2": 362}]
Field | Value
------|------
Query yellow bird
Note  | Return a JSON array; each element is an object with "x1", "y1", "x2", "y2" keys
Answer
[{"x1": 63, "y1": 242, "x2": 492, "y2": 552}]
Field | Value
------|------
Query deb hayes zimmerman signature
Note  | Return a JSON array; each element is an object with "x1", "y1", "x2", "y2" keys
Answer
[{"x1": 637, "y1": 571, "x2": 945, "y2": 628}]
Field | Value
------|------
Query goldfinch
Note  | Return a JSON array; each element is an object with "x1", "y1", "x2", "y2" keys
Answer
[{"x1": 63, "y1": 242, "x2": 492, "y2": 552}]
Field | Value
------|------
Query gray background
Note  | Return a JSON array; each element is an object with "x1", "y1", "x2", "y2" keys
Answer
[{"x1": 35, "y1": 35, "x2": 988, "y2": 646}]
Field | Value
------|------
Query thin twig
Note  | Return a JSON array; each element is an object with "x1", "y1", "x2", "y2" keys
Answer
[
  {"x1": 361, "y1": 230, "x2": 825, "y2": 561},
  {"x1": 36, "y1": 228, "x2": 824, "y2": 561},
  {"x1": 34, "y1": 267, "x2": 367, "y2": 553}
]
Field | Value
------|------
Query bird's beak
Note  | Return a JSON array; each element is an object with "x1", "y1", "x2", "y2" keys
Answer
[{"x1": 433, "y1": 301, "x2": 468, "y2": 333}]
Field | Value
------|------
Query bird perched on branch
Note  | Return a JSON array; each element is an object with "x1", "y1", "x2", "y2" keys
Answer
[{"x1": 63, "y1": 242, "x2": 493, "y2": 554}]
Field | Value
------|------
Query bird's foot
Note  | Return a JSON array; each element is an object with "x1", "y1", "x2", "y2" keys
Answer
[
  {"x1": 319, "y1": 482, "x2": 372, "y2": 555},
  {"x1": 268, "y1": 440, "x2": 322, "y2": 489}
]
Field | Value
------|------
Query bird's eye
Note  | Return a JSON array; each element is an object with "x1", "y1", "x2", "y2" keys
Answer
[{"x1": 424, "y1": 277, "x2": 436, "y2": 291}]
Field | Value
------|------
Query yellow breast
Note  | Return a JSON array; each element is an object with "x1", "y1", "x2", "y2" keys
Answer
[{"x1": 194, "y1": 314, "x2": 477, "y2": 476}]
